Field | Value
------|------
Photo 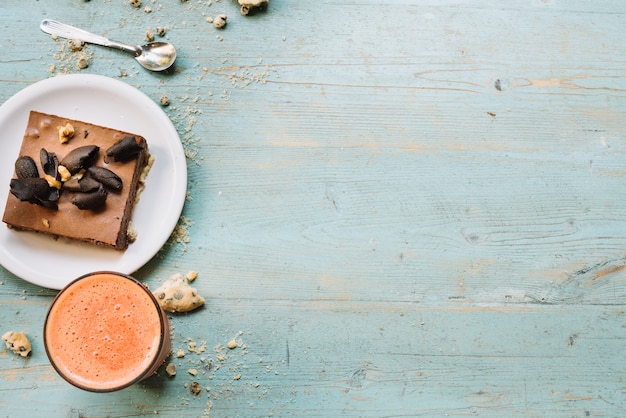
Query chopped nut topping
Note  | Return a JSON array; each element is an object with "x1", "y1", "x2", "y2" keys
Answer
[
  {"x1": 58, "y1": 123, "x2": 75, "y2": 144},
  {"x1": 71, "y1": 170, "x2": 86, "y2": 181},
  {"x1": 58, "y1": 165, "x2": 71, "y2": 182},
  {"x1": 44, "y1": 174, "x2": 62, "y2": 189}
]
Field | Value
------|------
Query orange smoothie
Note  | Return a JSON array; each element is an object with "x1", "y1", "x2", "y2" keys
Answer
[{"x1": 44, "y1": 272, "x2": 171, "y2": 392}]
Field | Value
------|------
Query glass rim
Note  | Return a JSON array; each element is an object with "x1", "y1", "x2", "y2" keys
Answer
[{"x1": 43, "y1": 271, "x2": 169, "y2": 393}]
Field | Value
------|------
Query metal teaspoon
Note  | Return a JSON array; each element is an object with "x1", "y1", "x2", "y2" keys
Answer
[{"x1": 40, "y1": 19, "x2": 177, "y2": 72}]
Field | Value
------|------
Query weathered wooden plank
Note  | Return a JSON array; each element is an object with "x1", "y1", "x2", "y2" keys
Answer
[{"x1": 0, "y1": 302, "x2": 624, "y2": 416}]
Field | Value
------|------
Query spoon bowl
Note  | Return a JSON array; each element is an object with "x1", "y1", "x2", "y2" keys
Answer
[
  {"x1": 40, "y1": 19, "x2": 177, "y2": 72},
  {"x1": 137, "y1": 42, "x2": 177, "y2": 72}
]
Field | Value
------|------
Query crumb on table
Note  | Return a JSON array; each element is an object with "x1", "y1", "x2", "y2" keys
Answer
[
  {"x1": 2, "y1": 331, "x2": 32, "y2": 357},
  {"x1": 153, "y1": 272, "x2": 205, "y2": 313}
]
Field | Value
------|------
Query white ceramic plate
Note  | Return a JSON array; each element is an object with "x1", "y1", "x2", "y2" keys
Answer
[{"x1": 0, "y1": 74, "x2": 187, "y2": 289}]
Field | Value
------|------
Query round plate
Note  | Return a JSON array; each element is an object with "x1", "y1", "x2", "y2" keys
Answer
[{"x1": 0, "y1": 74, "x2": 187, "y2": 289}]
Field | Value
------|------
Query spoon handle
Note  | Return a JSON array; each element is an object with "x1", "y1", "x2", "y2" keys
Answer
[{"x1": 40, "y1": 19, "x2": 141, "y2": 56}]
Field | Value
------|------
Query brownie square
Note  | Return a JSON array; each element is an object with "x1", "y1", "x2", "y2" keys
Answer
[{"x1": 2, "y1": 111, "x2": 149, "y2": 250}]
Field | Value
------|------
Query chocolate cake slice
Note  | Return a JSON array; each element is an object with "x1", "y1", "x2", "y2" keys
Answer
[{"x1": 2, "y1": 111, "x2": 151, "y2": 250}]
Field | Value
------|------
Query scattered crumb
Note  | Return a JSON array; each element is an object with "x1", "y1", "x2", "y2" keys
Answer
[
  {"x1": 213, "y1": 14, "x2": 227, "y2": 29},
  {"x1": 76, "y1": 55, "x2": 89, "y2": 70},
  {"x1": 190, "y1": 381, "x2": 202, "y2": 395},
  {"x1": 227, "y1": 338, "x2": 237, "y2": 349},
  {"x1": 160, "y1": 96, "x2": 171, "y2": 106},
  {"x1": 166, "y1": 331, "x2": 258, "y2": 415},
  {"x1": 176, "y1": 349, "x2": 186, "y2": 358},
  {"x1": 130, "y1": 0, "x2": 141, "y2": 8},
  {"x1": 152, "y1": 272, "x2": 205, "y2": 313},
  {"x1": 144, "y1": 5, "x2": 152, "y2": 13},
  {"x1": 238, "y1": 0, "x2": 268, "y2": 15},
  {"x1": 145, "y1": 28, "x2": 155, "y2": 42},
  {"x1": 188, "y1": 339, "x2": 207, "y2": 353},
  {"x1": 42, "y1": 218, "x2": 50, "y2": 228},
  {"x1": 204, "y1": 401, "x2": 213, "y2": 417},
  {"x1": 68, "y1": 39, "x2": 84, "y2": 52},
  {"x1": 50, "y1": 40, "x2": 94, "y2": 74},
  {"x1": 168, "y1": 216, "x2": 193, "y2": 252},
  {"x1": 156, "y1": 26, "x2": 167, "y2": 37},
  {"x1": 186, "y1": 271, "x2": 198, "y2": 282},
  {"x1": 2, "y1": 331, "x2": 32, "y2": 357},
  {"x1": 127, "y1": 221, "x2": 138, "y2": 243},
  {"x1": 165, "y1": 363, "x2": 177, "y2": 377}
]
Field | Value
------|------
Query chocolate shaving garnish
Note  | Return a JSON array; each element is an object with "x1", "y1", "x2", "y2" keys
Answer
[
  {"x1": 60, "y1": 145, "x2": 99, "y2": 174},
  {"x1": 71, "y1": 184, "x2": 108, "y2": 210},
  {"x1": 10, "y1": 178, "x2": 53, "y2": 205},
  {"x1": 63, "y1": 174, "x2": 101, "y2": 193},
  {"x1": 106, "y1": 136, "x2": 143, "y2": 162},
  {"x1": 42, "y1": 188, "x2": 60, "y2": 210},
  {"x1": 88, "y1": 166, "x2": 123, "y2": 192},
  {"x1": 40, "y1": 148, "x2": 59, "y2": 179},
  {"x1": 14, "y1": 156, "x2": 39, "y2": 179}
]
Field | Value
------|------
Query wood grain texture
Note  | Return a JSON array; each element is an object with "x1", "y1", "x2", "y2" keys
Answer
[{"x1": 1, "y1": 0, "x2": 626, "y2": 416}]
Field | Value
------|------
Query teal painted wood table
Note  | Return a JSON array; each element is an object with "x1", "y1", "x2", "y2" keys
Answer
[{"x1": 1, "y1": 1, "x2": 625, "y2": 416}]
